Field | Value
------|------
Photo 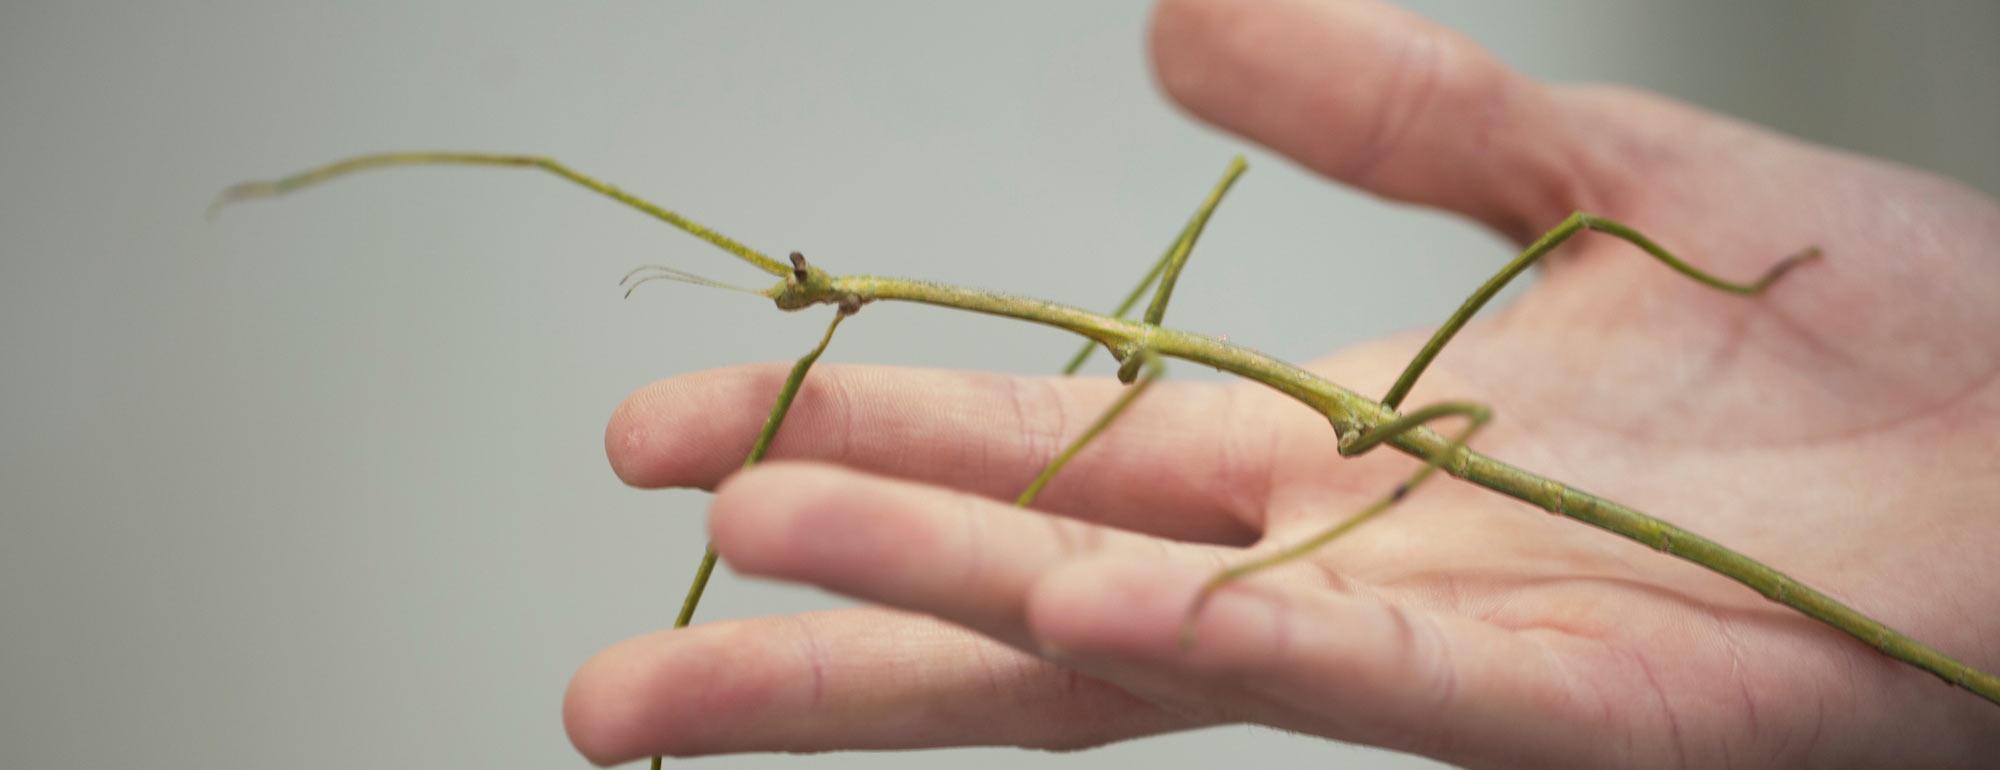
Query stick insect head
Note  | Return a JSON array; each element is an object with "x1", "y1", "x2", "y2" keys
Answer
[{"x1": 770, "y1": 251, "x2": 844, "y2": 311}]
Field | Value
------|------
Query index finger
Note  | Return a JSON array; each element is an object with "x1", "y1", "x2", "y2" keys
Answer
[{"x1": 607, "y1": 363, "x2": 1282, "y2": 544}]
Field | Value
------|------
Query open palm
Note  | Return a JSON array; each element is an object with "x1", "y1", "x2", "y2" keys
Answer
[{"x1": 564, "y1": 0, "x2": 2000, "y2": 766}]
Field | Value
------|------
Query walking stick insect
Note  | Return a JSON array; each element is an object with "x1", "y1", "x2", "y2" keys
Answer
[{"x1": 213, "y1": 150, "x2": 2000, "y2": 750}]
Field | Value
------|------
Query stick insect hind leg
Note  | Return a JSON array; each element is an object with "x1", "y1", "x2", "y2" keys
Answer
[{"x1": 1379, "y1": 212, "x2": 1819, "y2": 410}]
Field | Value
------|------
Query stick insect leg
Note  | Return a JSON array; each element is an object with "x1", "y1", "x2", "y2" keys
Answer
[
  {"x1": 1015, "y1": 355, "x2": 1165, "y2": 508},
  {"x1": 1023, "y1": 159, "x2": 1243, "y2": 503},
  {"x1": 1379, "y1": 212, "x2": 1819, "y2": 410},
  {"x1": 212, "y1": 151, "x2": 794, "y2": 278},
  {"x1": 653, "y1": 308, "x2": 850, "y2": 768},
  {"x1": 674, "y1": 309, "x2": 853, "y2": 627},
  {"x1": 1062, "y1": 155, "x2": 1247, "y2": 376},
  {"x1": 1182, "y1": 401, "x2": 1492, "y2": 648}
]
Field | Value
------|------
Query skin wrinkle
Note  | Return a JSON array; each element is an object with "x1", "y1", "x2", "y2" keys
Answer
[
  {"x1": 1406, "y1": 605, "x2": 1466, "y2": 757},
  {"x1": 1214, "y1": 383, "x2": 1279, "y2": 534},
  {"x1": 1031, "y1": 377, "x2": 1071, "y2": 492},
  {"x1": 820, "y1": 371, "x2": 859, "y2": 480},
  {"x1": 790, "y1": 614, "x2": 827, "y2": 710},
  {"x1": 998, "y1": 375, "x2": 1042, "y2": 493},
  {"x1": 966, "y1": 626, "x2": 1003, "y2": 706},
  {"x1": 1801, "y1": 663, "x2": 1828, "y2": 766},
  {"x1": 1526, "y1": 629, "x2": 1615, "y2": 746},
  {"x1": 954, "y1": 487, "x2": 994, "y2": 629},
  {"x1": 1628, "y1": 648, "x2": 1690, "y2": 770},
  {"x1": 1562, "y1": 632, "x2": 1643, "y2": 768},
  {"x1": 1343, "y1": 19, "x2": 1442, "y2": 190},
  {"x1": 1708, "y1": 614, "x2": 1765, "y2": 763}
]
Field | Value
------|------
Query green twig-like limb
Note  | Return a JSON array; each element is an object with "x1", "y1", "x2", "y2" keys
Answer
[
  {"x1": 1182, "y1": 401, "x2": 1491, "y2": 648},
  {"x1": 657, "y1": 308, "x2": 848, "y2": 770},
  {"x1": 1015, "y1": 356, "x2": 1165, "y2": 508},
  {"x1": 210, "y1": 151, "x2": 794, "y2": 278},
  {"x1": 222, "y1": 154, "x2": 2000, "y2": 707},
  {"x1": 1063, "y1": 156, "x2": 1247, "y2": 376},
  {"x1": 672, "y1": 549, "x2": 722, "y2": 631},
  {"x1": 1142, "y1": 155, "x2": 1247, "y2": 327},
  {"x1": 675, "y1": 308, "x2": 851, "y2": 628},
  {"x1": 1378, "y1": 212, "x2": 1820, "y2": 410}
]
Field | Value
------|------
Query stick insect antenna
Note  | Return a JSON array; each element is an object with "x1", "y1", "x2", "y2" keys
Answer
[{"x1": 619, "y1": 265, "x2": 764, "y2": 299}]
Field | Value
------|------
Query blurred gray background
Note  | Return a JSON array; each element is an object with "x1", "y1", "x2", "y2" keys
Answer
[{"x1": 3, "y1": 1, "x2": 1995, "y2": 768}]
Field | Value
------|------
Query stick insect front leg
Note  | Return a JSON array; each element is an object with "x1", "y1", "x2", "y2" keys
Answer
[
  {"x1": 663, "y1": 305, "x2": 853, "y2": 628},
  {"x1": 633, "y1": 299, "x2": 850, "y2": 770}
]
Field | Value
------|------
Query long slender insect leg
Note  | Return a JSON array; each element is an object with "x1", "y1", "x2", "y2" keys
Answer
[
  {"x1": 1139, "y1": 156, "x2": 1248, "y2": 328},
  {"x1": 212, "y1": 151, "x2": 794, "y2": 278},
  {"x1": 652, "y1": 308, "x2": 850, "y2": 769},
  {"x1": 1378, "y1": 212, "x2": 1819, "y2": 410},
  {"x1": 1015, "y1": 355, "x2": 1166, "y2": 508},
  {"x1": 1027, "y1": 159, "x2": 1241, "y2": 503},
  {"x1": 673, "y1": 309, "x2": 853, "y2": 628},
  {"x1": 1063, "y1": 156, "x2": 1248, "y2": 377},
  {"x1": 1182, "y1": 401, "x2": 1492, "y2": 647}
]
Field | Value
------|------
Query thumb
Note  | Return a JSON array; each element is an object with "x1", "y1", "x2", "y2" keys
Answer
[{"x1": 1149, "y1": 0, "x2": 1588, "y2": 241}]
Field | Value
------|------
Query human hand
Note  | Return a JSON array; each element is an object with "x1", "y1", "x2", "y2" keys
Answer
[{"x1": 563, "y1": 0, "x2": 2000, "y2": 766}]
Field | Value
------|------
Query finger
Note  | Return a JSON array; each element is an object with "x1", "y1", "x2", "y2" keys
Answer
[
  {"x1": 609, "y1": 363, "x2": 1277, "y2": 544},
  {"x1": 563, "y1": 608, "x2": 1189, "y2": 764},
  {"x1": 1149, "y1": 0, "x2": 1587, "y2": 240},
  {"x1": 709, "y1": 462, "x2": 1225, "y2": 648},
  {"x1": 1024, "y1": 556, "x2": 1639, "y2": 768}
]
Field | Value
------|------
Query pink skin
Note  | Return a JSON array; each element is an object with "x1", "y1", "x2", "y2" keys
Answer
[{"x1": 563, "y1": 0, "x2": 2000, "y2": 767}]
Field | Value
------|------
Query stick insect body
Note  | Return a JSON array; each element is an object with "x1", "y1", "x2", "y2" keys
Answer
[{"x1": 215, "y1": 152, "x2": 2000, "y2": 733}]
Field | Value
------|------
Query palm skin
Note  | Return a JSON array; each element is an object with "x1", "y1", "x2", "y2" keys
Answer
[{"x1": 563, "y1": 0, "x2": 2000, "y2": 766}]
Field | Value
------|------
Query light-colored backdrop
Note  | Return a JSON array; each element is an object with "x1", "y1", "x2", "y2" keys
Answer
[{"x1": 3, "y1": 2, "x2": 1995, "y2": 768}]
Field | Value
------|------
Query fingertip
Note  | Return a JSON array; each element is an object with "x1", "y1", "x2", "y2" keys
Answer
[
  {"x1": 707, "y1": 461, "x2": 818, "y2": 577},
  {"x1": 710, "y1": 463, "x2": 954, "y2": 591},
  {"x1": 566, "y1": 625, "x2": 805, "y2": 763},
  {"x1": 602, "y1": 390, "x2": 657, "y2": 488},
  {"x1": 563, "y1": 633, "x2": 660, "y2": 765},
  {"x1": 604, "y1": 364, "x2": 792, "y2": 489},
  {"x1": 562, "y1": 630, "x2": 737, "y2": 764},
  {"x1": 1147, "y1": 0, "x2": 1229, "y2": 116}
]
